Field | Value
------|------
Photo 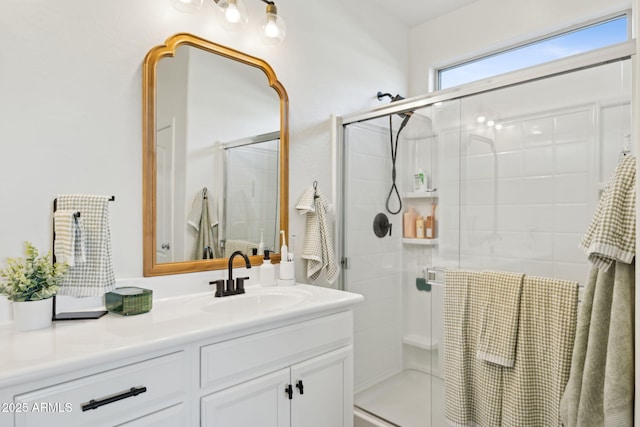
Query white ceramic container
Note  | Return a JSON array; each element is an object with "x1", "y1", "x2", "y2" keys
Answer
[{"x1": 13, "y1": 298, "x2": 53, "y2": 331}]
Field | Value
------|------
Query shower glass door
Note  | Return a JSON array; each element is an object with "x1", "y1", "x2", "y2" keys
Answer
[
  {"x1": 342, "y1": 101, "x2": 460, "y2": 427},
  {"x1": 342, "y1": 56, "x2": 630, "y2": 427}
]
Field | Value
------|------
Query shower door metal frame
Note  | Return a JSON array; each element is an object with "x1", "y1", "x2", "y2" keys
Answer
[{"x1": 335, "y1": 39, "x2": 635, "y2": 292}]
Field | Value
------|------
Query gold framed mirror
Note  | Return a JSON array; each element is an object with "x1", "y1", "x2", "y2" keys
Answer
[{"x1": 143, "y1": 33, "x2": 289, "y2": 276}]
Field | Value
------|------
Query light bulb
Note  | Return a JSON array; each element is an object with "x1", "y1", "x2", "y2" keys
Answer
[
  {"x1": 218, "y1": 0, "x2": 248, "y2": 31},
  {"x1": 260, "y1": 3, "x2": 286, "y2": 45},
  {"x1": 171, "y1": 0, "x2": 203, "y2": 13}
]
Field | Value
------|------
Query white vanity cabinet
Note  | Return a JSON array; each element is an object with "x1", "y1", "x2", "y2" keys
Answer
[
  {"x1": 5, "y1": 348, "x2": 191, "y2": 427},
  {"x1": 0, "y1": 285, "x2": 361, "y2": 427},
  {"x1": 199, "y1": 311, "x2": 354, "y2": 427}
]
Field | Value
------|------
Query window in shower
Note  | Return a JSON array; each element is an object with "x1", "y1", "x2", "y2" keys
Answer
[{"x1": 438, "y1": 13, "x2": 629, "y2": 90}]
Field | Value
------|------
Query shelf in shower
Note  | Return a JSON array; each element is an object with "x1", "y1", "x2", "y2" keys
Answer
[
  {"x1": 402, "y1": 334, "x2": 438, "y2": 350},
  {"x1": 402, "y1": 191, "x2": 439, "y2": 199},
  {"x1": 402, "y1": 238, "x2": 438, "y2": 246}
]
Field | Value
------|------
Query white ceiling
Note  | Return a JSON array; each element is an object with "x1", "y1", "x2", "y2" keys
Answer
[{"x1": 366, "y1": 0, "x2": 481, "y2": 27}]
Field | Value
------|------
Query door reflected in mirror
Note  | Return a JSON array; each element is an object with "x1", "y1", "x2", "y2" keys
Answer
[{"x1": 143, "y1": 33, "x2": 289, "y2": 276}]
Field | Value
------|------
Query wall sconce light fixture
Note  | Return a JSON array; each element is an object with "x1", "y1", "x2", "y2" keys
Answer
[{"x1": 171, "y1": 0, "x2": 287, "y2": 45}]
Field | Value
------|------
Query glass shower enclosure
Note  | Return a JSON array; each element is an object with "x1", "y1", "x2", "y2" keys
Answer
[{"x1": 339, "y1": 48, "x2": 632, "y2": 427}]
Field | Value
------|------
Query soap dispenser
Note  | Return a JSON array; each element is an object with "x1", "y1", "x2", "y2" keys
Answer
[{"x1": 259, "y1": 250, "x2": 275, "y2": 287}]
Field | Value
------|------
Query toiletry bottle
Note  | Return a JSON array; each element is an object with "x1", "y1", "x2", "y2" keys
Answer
[
  {"x1": 426, "y1": 203, "x2": 436, "y2": 239},
  {"x1": 259, "y1": 250, "x2": 275, "y2": 287},
  {"x1": 413, "y1": 168, "x2": 426, "y2": 192},
  {"x1": 416, "y1": 216, "x2": 425, "y2": 238},
  {"x1": 425, "y1": 216, "x2": 433, "y2": 239},
  {"x1": 280, "y1": 230, "x2": 288, "y2": 261},
  {"x1": 258, "y1": 229, "x2": 265, "y2": 256},
  {"x1": 403, "y1": 208, "x2": 417, "y2": 238}
]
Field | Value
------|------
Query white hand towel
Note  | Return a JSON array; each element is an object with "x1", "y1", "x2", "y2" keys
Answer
[
  {"x1": 295, "y1": 186, "x2": 316, "y2": 214},
  {"x1": 53, "y1": 210, "x2": 77, "y2": 266}
]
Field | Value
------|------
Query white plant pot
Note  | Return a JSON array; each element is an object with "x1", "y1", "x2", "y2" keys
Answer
[
  {"x1": 0, "y1": 295, "x2": 11, "y2": 323},
  {"x1": 13, "y1": 298, "x2": 53, "y2": 332}
]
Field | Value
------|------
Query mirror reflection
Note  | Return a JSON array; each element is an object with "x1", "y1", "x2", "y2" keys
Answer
[{"x1": 143, "y1": 33, "x2": 289, "y2": 276}]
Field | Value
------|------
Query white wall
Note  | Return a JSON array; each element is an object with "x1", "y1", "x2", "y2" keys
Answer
[
  {"x1": 0, "y1": 0, "x2": 408, "y2": 288},
  {"x1": 409, "y1": 0, "x2": 631, "y2": 94}
]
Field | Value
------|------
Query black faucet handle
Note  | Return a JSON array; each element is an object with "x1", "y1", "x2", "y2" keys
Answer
[
  {"x1": 236, "y1": 276, "x2": 249, "y2": 292},
  {"x1": 209, "y1": 279, "x2": 225, "y2": 297}
]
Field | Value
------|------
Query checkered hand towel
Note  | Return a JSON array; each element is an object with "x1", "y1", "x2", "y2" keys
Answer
[
  {"x1": 580, "y1": 155, "x2": 635, "y2": 270},
  {"x1": 502, "y1": 275, "x2": 578, "y2": 426},
  {"x1": 444, "y1": 270, "x2": 504, "y2": 427},
  {"x1": 53, "y1": 210, "x2": 86, "y2": 267},
  {"x1": 476, "y1": 271, "x2": 524, "y2": 367},
  {"x1": 56, "y1": 195, "x2": 116, "y2": 297},
  {"x1": 297, "y1": 187, "x2": 339, "y2": 284}
]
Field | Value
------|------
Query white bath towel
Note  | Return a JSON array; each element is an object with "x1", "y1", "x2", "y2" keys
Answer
[
  {"x1": 188, "y1": 187, "x2": 219, "y2": 231},
  {"x1": 297, "y1": 186, "x2": 339, "y2": 284},
  {"x1": 56, "y1": 195, "x2": 115, "y2": 297},
  {"x1": 53, "y1": 210, "x2": 86, "y2": 267},
  {"x1": 189, "y1": 188, "x2": 221, "y2": 259}
]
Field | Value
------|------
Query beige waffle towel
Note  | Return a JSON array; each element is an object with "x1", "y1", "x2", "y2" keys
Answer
[
  {"x1": 444, "y1": 270, "x2": 504, "y2": 427},
  {"x1": 476, "y1": 271, "x2": 524, "y2": 367},
  {"x1": 445, "y1": 270, "x2": 578, "y2": 427},
  {"x1": 297, "y1": 186, "x2": 339, "y2": 284},
  {"x1": 580, "y1": 155, "x2": 635, "y2": 270},
  {"x1": 56, "y1": 195, "x2": 115, "y2": 297},
  {"x1": 502, "y1": 275, "x2": 578, "y2": 426}
]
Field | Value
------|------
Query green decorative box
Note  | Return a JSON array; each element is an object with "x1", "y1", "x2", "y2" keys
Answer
[{"x1": 105, "y1": 287, "x2": 153, "y2": 316}]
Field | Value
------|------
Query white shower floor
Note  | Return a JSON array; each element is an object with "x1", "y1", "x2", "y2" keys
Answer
[{"x1": 355, "y1": 369, "x2": 445, "y2": 427}]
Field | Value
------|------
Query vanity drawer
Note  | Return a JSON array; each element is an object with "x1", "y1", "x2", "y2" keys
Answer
[
  {"x1": 14, "y1": 351, "x2": 186, "y2": 427},
  {"x1": 201, "y1": 311, "x2": 352, "y2": 391}
]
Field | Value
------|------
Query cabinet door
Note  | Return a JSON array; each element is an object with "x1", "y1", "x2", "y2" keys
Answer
[
  {"x1": 290, "y1": 346, "x2": 353, "y2": 427},
  {"x1": 201, "y1": 368, "x2": 290, "y2": 427}
]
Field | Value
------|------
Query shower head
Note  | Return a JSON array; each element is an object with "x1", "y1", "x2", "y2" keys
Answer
[
  {"x1": 376, "y1": 91, "x2": 413, "y2": 119},
  {"x1": 377, "y1": 91, "x2": 405, "y2": 102}
]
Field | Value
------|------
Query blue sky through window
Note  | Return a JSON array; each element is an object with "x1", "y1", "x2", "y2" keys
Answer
[{"x1": 439, "y1": 15, "x2": 628, "y2": 89}]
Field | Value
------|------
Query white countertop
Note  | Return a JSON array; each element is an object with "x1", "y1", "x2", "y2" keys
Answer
[{"x1": 0, "y1": 284, "x2": 363, "y2": 388}]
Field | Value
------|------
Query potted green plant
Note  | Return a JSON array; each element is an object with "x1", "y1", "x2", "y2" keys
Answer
[
  {"x1": 0, "y1": 282, "x2": 10, "y2": 323},
  {"x1": 0, "y1": 242, "x2": 68, "y2": 331}
]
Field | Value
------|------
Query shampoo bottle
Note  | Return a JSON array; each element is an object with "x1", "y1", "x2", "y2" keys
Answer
[
  {"x1": 403, "y1": 208, "x2": 417, "y2": 238},
  {"x1": 416, "y1": 216, "x2": 425, "y2": 238},
  {"x1": 259, "y1": 250, "x2": 275, "y2": 287}
]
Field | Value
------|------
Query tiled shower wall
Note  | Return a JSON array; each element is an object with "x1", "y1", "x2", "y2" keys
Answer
[
  {"x1": 344, "y1": 122, "x2": 404, "y2": 392},
  {"x1": 434, "y1": 59, "x2": 632, "y2": 285}
]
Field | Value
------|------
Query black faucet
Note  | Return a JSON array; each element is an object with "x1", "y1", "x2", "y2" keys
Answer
[{"x1": 210, "y1": 250, "x2": 251, "y2": 297}]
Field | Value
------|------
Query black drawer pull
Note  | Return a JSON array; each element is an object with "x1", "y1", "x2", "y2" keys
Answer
[
  {"x1": 82, "y1": 386, "x2": 147, "y2": 412},
  {"x1": 296, "y1": 380, "x2": 304, "y2": 395}
]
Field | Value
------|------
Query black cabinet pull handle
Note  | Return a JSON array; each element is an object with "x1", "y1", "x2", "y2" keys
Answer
[
  {"x1": 82, "y1": 386, "x2": 147, "y2": 412},
  {"x1": 285, "y1": 384, "x2": 293, "y2": 400},
  {"x1": 296, "y1": 380, "x2": 304, "y2": 395}
]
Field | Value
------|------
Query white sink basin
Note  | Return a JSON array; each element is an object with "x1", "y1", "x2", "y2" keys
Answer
[{"x1": 198, "y1": 287, "x2": 310, "y2": 315}]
